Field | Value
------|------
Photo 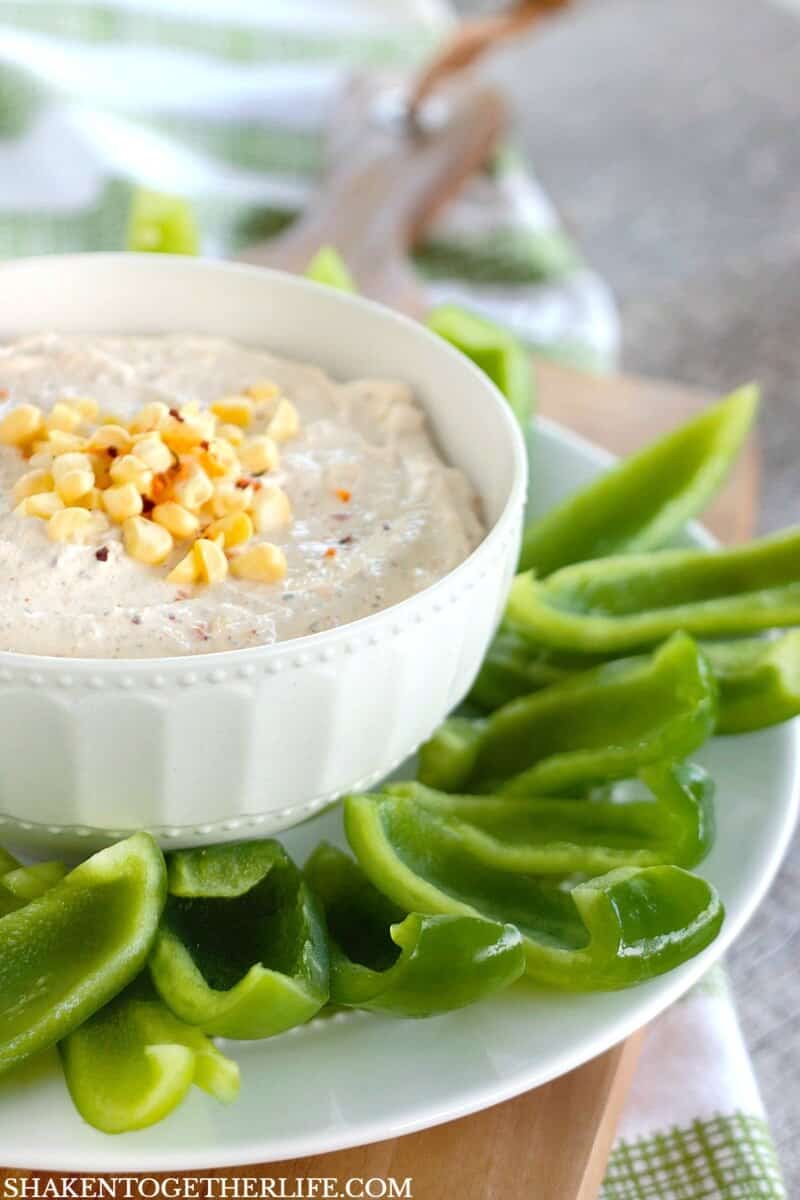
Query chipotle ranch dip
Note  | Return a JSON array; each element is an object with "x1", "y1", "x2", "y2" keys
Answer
[{"x1": 0, "y1": 334, "x2": 484, "y2": 658}]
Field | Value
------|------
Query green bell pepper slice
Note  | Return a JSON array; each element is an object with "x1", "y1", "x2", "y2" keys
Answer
[
  {"x1": 391, "y1": 762, "x2": 714, "y2": 873},
  {"x1": 61, "y1": 981, "x2": 239, "y2": 1134},
  {"x1": 0, "y1": 833, "x2": 166, "y2": 1075},
  {"x1": 469, "y1": 623, "x2": 596, "y2": 710},
  {"x1": 126, "y1": 188, "x2": 200, "y2": 255},
  {"x1": 508, "y1": 527, "x2": 800, "y2": 656},
  {"x1": 471, "y1": 625, "x2": 800, "y2": 736},
  {"x1": 0, "y1": 860, "x2": 67, "y2": 915},
  {"x1": 703, "y1": 633, "x2": 800, "y2": 734},
  {"x1": 426, "y1": 305, "x2": 534, "y2": 429},
  {"x1": 344, "y1": 792, "x2": 723, "y2": 990},
  {"x1": 519, "y1": 385, "x2": 758, "y2": 575},
  {"x1": 305, "y1": 843, "x2": 525, "y2": 1016},
  {"x1": 305, "y1": 246, "x2": 356, "y2": 292},
  {"x1": 419, "y1": 633, "x2": 716, "y2": 794},
  {"x1": 150, "y1": 840, "x2": 328, "y2": 1039}
]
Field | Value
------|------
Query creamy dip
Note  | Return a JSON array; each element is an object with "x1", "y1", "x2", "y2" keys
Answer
[{"x1": 0, "y1": 334, "x2": 484, "y2": 658}]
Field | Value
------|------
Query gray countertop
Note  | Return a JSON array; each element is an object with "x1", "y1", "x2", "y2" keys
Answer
[{"x1": 467, "y1": 0, "x2": 800, "y2": 1186}]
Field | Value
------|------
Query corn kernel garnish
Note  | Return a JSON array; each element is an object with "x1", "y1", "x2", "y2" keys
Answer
[
  {"x1": 152, "y1": 501, "x2": 200, "y2": 540},
  {"x1": 12, "y1": 469, "x2": 54, "y2": 503},
  {"x1": 0, "y1": 404, "x2": 44, "y2": 447},
  {"x1": 123, "y1": 516, "x2": 174, "y2": 565},
  {"x1": 7, "y1": 384, "x2": 301, "y2": 584},
  {"x1": 267, "y1": 398, "x2": 300, "y2": 443},
  {"x1": 48, "y1": 507, "x2": 100, "y2": 544},
  {"x1": 211, "y1": 396, "x2": 253, "y2": 428},
  {"x1": 194, "y1": 537, "x2": 228, "y2": 584},
  {"x1": 251, "y1": 485, "x2": 292, "y2": 534},
  {"x1": 230, "y1": 542, "x2": 288, "y2": 583}
]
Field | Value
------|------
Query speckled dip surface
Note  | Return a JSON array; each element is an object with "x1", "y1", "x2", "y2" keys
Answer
[{"x1": 0, "y1": 334, "x2": 483, "y2": 658}]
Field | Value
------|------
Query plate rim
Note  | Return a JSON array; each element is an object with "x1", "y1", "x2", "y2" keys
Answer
[{"x1": 5, "y1": 416, "x2": 798, "y2": 1172}]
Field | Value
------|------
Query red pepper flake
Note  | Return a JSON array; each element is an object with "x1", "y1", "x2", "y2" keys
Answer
[
  {"x1": 235, "y1": 477, "x2": 250, "y2": 489},
  {"x1": 338, "y1": 535, "x2": 354, "y2": 545},
  {"x1": 200, "y1": 440, "x2": 210, "y2": 451},
  {"x1": 168, "y1": 407, "x2": 185, "y2": 423},
  {"x1": 142, "y1": 496, "x2": 155, "y2": 514},
  {"x1": 324, "y1": 547, "x2": 337, "y2": 559},
  {"x1": 94, "y1": 546, "x2": 109, "y2": 562},
  {"x1": 106, "y1": 445, "x2": 119, "y2": 458},
  {"x1": 335, "y1": 488, "x2": 352, "y2": 503}
]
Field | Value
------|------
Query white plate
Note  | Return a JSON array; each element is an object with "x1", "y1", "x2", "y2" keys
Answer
[{"x1": 1, "y1": 420, "x2": 797, "y2": 1171}]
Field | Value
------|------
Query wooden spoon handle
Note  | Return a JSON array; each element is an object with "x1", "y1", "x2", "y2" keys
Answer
[
  {"x1": 237, "y1": 77, "x2": 507, "y2": 316},
  {"x1": 410, "y1": 0, "x2": 572, "y2": 110}
]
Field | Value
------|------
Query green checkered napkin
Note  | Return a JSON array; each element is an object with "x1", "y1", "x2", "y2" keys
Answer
[{"x1": 0, "y1": 2, "x2": 784, "y2": 1195}]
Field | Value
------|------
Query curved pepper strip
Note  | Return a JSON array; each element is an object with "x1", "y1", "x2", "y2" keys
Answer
[
  {"x1": 469, "y1": 624, "x2": 596, "y2": 710},
  {"x1": 126, "y1": 188, "x2": 199, "y2": 255},
  {"x1": 61, "y1": 981, "x2": 239, "y2": 1134},
  {"x1": 471, "y1": 625, "x2": 800, "y2": 738},
  {"x1": 508, "y1": 528, "x2": 800, "y2": 656},
  {"x1": 305, "y1": 842, "x2": 525, "y2": 1016},
  {"x1": 0, "y1": 860, "x2": 67, "y2": 916},
  {"x1": 518, "y1": 385, "x2": 758, "y2": 575},
  {"x1": 150, "y1": 840, "x2": 328, "y2": 1039},
  {"x1": 426, "y1": 305, "x2": 534, "y2": 430},
  {"x1": 305, "y1": 246, "x2": 356, "y2": 292},
  {"x1": 704, "y1": 633, "x2": 800, "y2": 734},
  {"x1": 344, "y1": 792, "x2": 723, "y2": 990},
  {"x1": 0, "y1": 833, "x2": 166, "y2": 1074},
  {"x1": 419, "y1": 633, "x2": 716, "y2": 795},
  {"x1": 390, "y1": 763, "x2": 714, "y2": 874}
]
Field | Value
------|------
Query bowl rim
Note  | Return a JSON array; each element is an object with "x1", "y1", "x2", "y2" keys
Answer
[{"x1": 0, "y1": 253, "x2": 528, "y2": 671}]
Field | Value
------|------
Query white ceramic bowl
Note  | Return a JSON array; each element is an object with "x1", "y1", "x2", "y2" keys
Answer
[{"x1": 0, "y1": 254, "x2": 527, "y2": 851}]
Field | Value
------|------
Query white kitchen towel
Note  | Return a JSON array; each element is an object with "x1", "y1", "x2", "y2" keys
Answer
[{"x1": 0, "y1": 2, "x2": 784, "y2": 1196}]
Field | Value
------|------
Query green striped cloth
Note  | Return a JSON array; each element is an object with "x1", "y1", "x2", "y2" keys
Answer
[
  {"x1": 0, "y1": 0, "x2": 618, "y2": 369},
  {"x1": 0, "y1": 3, "x2": 785, "y2": 1195}
]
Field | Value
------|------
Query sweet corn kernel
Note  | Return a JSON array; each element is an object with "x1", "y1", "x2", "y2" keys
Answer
[
  {"x1": 130, "y1": 401, "x2": 170, "y2": 434},
  {"x1": 267, "y1": 398, "x2": 300, "y2": 443},
  {"x1": 45, "y1": 430, "x2": 86, "y2": 456},
  {"x1": 194, "y1": 537, "x2": 228, "y2": 584},
  {"x1": 12, "y1": 469, "x2": 54, "y2": 503},
  {"x1": 166, "y1": 549, "x2": 199, "y2": 585},
  {"x1": 55, "y1": 468, "x2": 95, "y2": 505},
  {"x1": 75, "y1": 486, "x2": 104, "y2": 511},
  {"x1": 131, "y1": 431, "x2": 174, "y2": 474},
  {"x1": 88, "y1": 424, "x2": 132, "y2": 454},
  {"x1": 245, "y1": 381, "x2": 280, "y2": 402},
  {"x1": 66, "y1": 396, "x2": 99, "y2": 422},
  {"x1": 0, "y1": 404, "x2": 44, "y2": 447},
  {"x1": 217, "y1": 423, "x2": 245, "y2": 446},
  {"x1": 103, "y1": 482, "x2": 143, "y2": 523},
  {"x1": 211, "y1": 396, "x2": 253, "y2": 428},
  {"x1": 16, "y1": 492, "x2": 64, "y2": 519},
  {"x1": 52, "y1": 452, "x2": 92, "y2": 478},
  {"x1": 251, "y1": 485, "x2": 292, "y2": 534},
  {"x1": 205, "y1": 511, "x2": 253, "y2": 549},
  {"x1": 152, "y1": 501, "x2": 200, "y2": 540},
  {"x1": 47, "y1": 507, "x2": 95, "y2": 544},
  {"x1": 230, "y1": 542, "x2": 287, "y2": 583},
  {"x1": 239, "y1": 435, "x2": 279, "y2": 475},
  {"x1": 209, "y1": 481, "x2": 254, "y2": 516},
  {"x1": 123, "y1": 516, "x2": 174, "y2": 565},
  {"x1": 172, "y1": 464, "x2": 214, "y2": 511},
  {"x1": 46, "y1": 402, "x2": 82, "y2": 435},
  {"x1": 198, "y1": 437, "x2": 239, "y2": 479},
  {"x1": 161, "y1": 417, "x2": 206, "y2": 454},
  {"x1": 109, "y1": 453, "x2": 153, "y2": 493}
]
